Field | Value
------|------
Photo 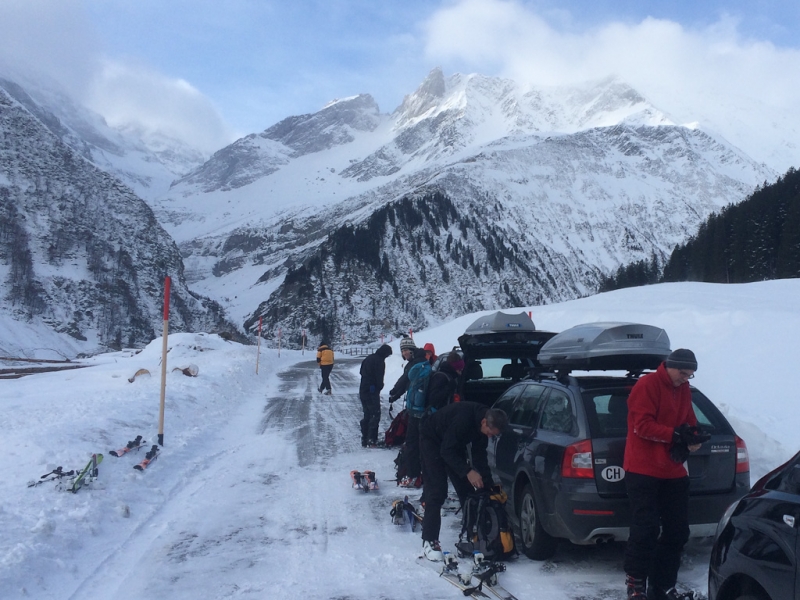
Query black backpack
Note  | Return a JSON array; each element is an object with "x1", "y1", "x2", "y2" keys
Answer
[{"x1": 455, "y1": 488, "x2": 517, "y2": 561}]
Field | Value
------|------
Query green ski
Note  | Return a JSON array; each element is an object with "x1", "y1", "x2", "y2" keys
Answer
[{"x1": 70, "y1": 453, "x2": 103, "y2": 493}]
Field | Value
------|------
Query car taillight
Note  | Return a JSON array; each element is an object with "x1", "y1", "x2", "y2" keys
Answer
[
  {"x1": 735, "y1": 436, "x2": 749, "y2": 473},
  {"x1": 562, "y1": 439, "x2": 594, "y2": 479}
]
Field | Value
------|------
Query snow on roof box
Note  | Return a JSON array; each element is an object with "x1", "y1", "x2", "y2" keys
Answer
[
  {"x1": 464, "y1": 311, "x2": 536, "y2": 335},
  {"x1": 538, "y1": 322, "x2": 671, "y2": 371}
]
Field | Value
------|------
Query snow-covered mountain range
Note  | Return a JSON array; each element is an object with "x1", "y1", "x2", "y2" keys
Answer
[
  {"x1": 0, "y1": 68, "x2": 782, "y2": 354},
  {"x1": 0, "y1": 81, "x2": 239, "y2": 356},
  {"x1": 153, "y1": 69, "x2": 776, "y2": 345}
]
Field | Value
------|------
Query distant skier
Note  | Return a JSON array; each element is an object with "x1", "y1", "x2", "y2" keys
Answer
[{"x1": 316, "y1": 342, "x2": 334, "y2": 395}]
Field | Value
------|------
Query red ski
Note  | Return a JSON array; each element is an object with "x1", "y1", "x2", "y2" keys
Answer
[
  {"x1": 110, "y1": 435, "x2": 145, "y2": 457},
  {"x1": 133, "y1": 445, "x2": 160, "y2": 471}
]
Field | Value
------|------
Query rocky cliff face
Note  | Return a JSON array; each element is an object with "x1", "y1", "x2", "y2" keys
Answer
[{"x1": 0, "y1": 87, "x2": 238, "y2": 353}]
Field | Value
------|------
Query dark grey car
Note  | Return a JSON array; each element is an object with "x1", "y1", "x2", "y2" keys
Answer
[{"x1": 487, "y1": 323, "x2": 751, "y2": 560}]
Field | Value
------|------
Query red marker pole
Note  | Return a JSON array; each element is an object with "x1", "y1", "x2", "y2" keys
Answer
[{"x1": 158, "y1": 276, "x2": 171, "y2": 447}]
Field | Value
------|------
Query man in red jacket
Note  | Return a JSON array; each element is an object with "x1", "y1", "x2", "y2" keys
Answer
[{"x1": 623, "y1": 349, "x2": 707, "y2": 600}]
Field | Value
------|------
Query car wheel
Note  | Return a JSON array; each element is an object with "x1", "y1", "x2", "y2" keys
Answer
[{"x1": 517, "y1": 483, "x2": 557, "y2": 560}]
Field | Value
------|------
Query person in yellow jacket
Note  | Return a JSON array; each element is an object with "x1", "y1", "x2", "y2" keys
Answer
[{"x1": 316, "y1": 343, "x2": 334, "y2": 395}]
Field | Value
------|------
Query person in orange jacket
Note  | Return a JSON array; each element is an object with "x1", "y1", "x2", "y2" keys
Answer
[{"x1": 316, "y1": 343, "x2": 334, "y2": 395}]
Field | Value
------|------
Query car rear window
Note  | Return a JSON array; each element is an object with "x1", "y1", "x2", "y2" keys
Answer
[{"x1": 581, "y1": 386, "x2": 729, "y2": 438}]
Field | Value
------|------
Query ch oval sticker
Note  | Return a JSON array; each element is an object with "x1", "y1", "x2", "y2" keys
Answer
[{"x1": 601, "y1": 466, "x2": 626, "y2": 482}]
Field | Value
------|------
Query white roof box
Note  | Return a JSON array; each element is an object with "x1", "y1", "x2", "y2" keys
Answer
[
  {"x1": 538, "y1": 322, "x2": 671, "y2": 371},
  {"x1": 464, "y1": 311, "x2": 536, "y2": 334}
]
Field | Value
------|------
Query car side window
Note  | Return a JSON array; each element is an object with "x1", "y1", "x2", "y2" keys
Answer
[
  {"x1": 494, "y1": 385, "x2": 523, "y2": 417},
  {"x1": 539, "y1": 389, "x2": 574, "y2": 434},
  {"x1": 509, "y1": 384, "x2": 548, "y2": 428}
]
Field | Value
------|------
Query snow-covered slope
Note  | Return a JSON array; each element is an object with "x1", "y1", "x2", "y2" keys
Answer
[
  {"x1": 0, "y1": 86, "x2": 239, "y2": 356},
  {"x1": 1, "y1": 281, "x2": 797, "y2": 599},
  {"x1": 155, "y1": 70, "x2": 775, "y2": 342},
  {"x1": 0, "y1": 73, "x2": 205, "y2": 202}
]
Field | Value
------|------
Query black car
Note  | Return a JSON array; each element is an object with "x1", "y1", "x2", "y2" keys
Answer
[
  {"x1": 709, "y1": 450, "x2": 800, "y2": 600},
  {"x1": 487, "y1": 322, "x2": 751, "y2": 560},
  {"x1": 449, "y1": 311, "x2": 555, "y2": 407}
]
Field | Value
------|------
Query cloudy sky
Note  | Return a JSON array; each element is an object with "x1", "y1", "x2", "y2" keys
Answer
[{"x1": 1, "y1": 0, "x2": 799, "y2": 166}]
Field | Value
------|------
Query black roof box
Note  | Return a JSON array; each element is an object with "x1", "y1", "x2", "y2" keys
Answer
[
  {"x1": 463, "y1": 311, "x2": 536, "y2": 334},
  {"x1": 538, "y1": 322, "x2": 671, "y2": 371}
]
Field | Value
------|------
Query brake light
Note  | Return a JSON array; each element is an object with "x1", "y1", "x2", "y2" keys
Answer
[
  {"x1": 735, "y1": 436, "x2": 749, "y2": 473},
  {"x1": 562, "y1": 439, "x2": 594, "y2": 479}
]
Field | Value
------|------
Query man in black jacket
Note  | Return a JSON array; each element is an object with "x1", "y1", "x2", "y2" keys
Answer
[
  {"x1": 358, "y1": 344, "x2": 393, "y2": 447},
  {"x1": 419, "y1": 401, "x2": 508, "y2": 561}
]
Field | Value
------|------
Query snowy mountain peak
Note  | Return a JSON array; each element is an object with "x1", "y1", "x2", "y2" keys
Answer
[{"x1": 394, "y1": 67, "x2": 447, "y2": 126}]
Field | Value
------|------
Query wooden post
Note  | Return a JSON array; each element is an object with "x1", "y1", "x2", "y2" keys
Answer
[
  {"x1": 256, "y1": 317, "x2": 262, "y2": 374},
  {"x1": 158, "y1": 276, "x2": 170, "y2": 447},
  {"x1": 277, "y1": 327, "x2": 282, "y2": 358},
  {"x1": 302, "y1": 329, "x2": 306, "y2": 355}
]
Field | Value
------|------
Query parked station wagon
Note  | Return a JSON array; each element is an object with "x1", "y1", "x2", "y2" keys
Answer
[{"x1": 486, "y1": 321, "x2": 751, "y2": 560}]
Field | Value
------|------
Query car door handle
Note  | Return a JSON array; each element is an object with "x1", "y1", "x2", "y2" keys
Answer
[{"x1": 783, "y1": 515, "x2": 796, "y2": 528}]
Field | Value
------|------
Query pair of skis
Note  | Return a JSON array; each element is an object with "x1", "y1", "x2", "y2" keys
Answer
[
  {"x1": 420, "y1": 552, "x2": 519, "y2": 600},
  {"x1": 351, "y1": 470, "x2": 378, "y2": 492},
  {"x1": 28, "y1": 455, "x2": 104, "y2": 493},
  {"x1": 109, "y1": 435, "x2": 160, "y2": 470},
  {"x1": 390, "y1": 495, "x2": 423, "y2": 529}
]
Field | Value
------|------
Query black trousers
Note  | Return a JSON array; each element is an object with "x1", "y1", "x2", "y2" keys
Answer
[
  {"x1": 420, "y1": 435, "x2": 473, "y2": 542},
  {"x1": 404, "y1": 415, "x2": 422, "y2": 479},
  {"x1": 359, "y1": 391, "x2": 381, "y2": 445},
  {"x1": 319, "y1": 364, "x2": 333, "y2": 392},
  {"x1": 624, "y1": 472, "x2": 691, "y2": 591}
]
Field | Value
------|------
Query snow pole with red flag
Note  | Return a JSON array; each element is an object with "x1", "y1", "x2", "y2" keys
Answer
[{"x1": 158, "y1": 276, "x2": 170, "y2": 447}]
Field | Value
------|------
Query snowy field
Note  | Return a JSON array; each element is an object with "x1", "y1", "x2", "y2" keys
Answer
[{"x1": 1, "y1": 280, "x2": 798, "y2": 600}]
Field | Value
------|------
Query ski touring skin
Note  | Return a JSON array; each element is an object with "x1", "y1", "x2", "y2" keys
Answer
[
  {"x1": 110, "y1": 435, "x2": 145, "y2": 457},
  {"x1": 350, "y1": 470, "x2": 378, "y2": 492},
  {"x1": 70, "y1": 454, "x2": 103, "y2": 493},
  {"x1": 133, "y1": 445, "x2": 161, "y2": 471}
]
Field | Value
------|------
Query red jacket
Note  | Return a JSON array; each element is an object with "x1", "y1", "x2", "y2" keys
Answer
[{"x1": 623, "y1": 363, "x2": 697, "y2": 479}]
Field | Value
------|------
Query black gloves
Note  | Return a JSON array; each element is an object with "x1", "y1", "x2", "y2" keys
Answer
[
  {"x1": 669, "y1": 442, "x2": 691, "y2": 464},
  {"x1": 673, "y1": 423, "x2": 711, "y2": 446},
  {"x1": 670, "y1": 424, "x2": 711, "y2": 463}
]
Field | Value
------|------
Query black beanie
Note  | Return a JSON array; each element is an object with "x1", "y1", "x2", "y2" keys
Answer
[{"x1": 665, "y1": 348, "x2": 697, "y2": 371}]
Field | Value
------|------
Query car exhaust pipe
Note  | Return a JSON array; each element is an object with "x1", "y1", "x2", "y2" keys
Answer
[{"x1": 592, "y1": 534, "x2": 615, "y2": 545}]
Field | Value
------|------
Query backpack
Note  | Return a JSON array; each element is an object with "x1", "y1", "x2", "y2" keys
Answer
[
  {"x1": 384, "y1": 409, "x2": 408, "y2": 447},
  {"x1": 455, "y1": 489, "x2": 517, "y2": 561},
  {"x1": 405, "y1": 361, "x2": 432, "y2": 417}
]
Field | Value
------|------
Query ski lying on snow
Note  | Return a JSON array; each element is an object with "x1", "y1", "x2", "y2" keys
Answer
[
  {"x1": 417, "y1": 554, "x2": 491, "y2": 599},
  {"x1": 110, "y1": 435, "x2": 145, "y2": 457},
  {"x1": 466, "y1": 557, "x2": 519, "y2": 600},
  {"x1": 27, "y1": 466, "x2": 75, "y2": 487},
  {"x1": 133, "y1": 445, "x2": 160, "y2": 471},
  {"x1": 70, "y1": 454, "x2": 103, "y2": 493}
]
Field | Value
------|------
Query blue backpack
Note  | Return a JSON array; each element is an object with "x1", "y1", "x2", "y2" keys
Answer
[{"x1": 405, "y1": 361, "x2": 432, "y2": 417}]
